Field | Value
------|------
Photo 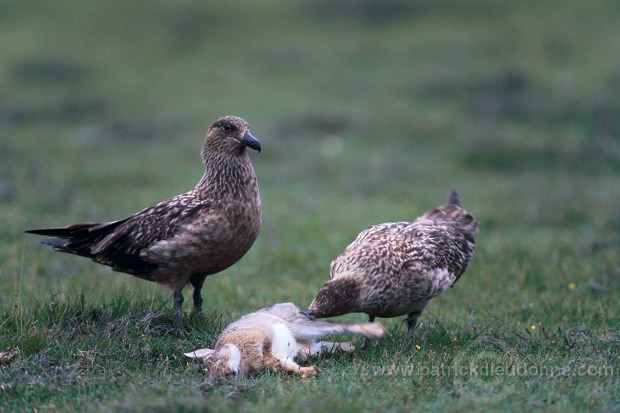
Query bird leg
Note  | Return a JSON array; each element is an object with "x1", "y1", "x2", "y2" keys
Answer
[
  {"x1": 190, "y1": 274, "x2": 207, "y2": 313},
  {"x1": 173, "y1": 289, "x2": 185, "y2": 330},
  {"x1": 404, "y1": 310, "x2": 422, "y2": 345},
  {"x1": 360, "y1": 315, "x2": 376, "y2": 351}
]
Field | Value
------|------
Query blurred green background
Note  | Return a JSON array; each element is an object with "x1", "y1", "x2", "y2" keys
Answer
[
  {"x1": 1, "y1": 1, "x2": 619, "y2": 411},
  {"x1": 1, "y1": 0, "x2": 619, "y2": 322}
]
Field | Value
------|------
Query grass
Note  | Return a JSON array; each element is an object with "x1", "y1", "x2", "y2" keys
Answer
[{"x1": 1, "y1": 0, "x2": 619, "y2": 411}]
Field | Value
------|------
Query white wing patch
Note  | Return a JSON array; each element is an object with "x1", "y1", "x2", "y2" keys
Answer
[{"x1": 429, "y1": 267, "x2": 457, "y2": 296}]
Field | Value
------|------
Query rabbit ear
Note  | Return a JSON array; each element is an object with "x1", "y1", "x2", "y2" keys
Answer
[{"x1": 184, "y1": 348, "x2": 215, "y2": 360}]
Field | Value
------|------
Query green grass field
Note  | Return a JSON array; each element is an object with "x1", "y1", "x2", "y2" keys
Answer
[{"x1": 1, "y1": 1, "x2": 619, "y2": 411}]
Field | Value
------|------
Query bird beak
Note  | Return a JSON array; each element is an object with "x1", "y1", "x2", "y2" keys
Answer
[
  {"x1": 238, "y1": 132, "x2": 261, "y2": 152},
  {"x1": 300, "y1": 308, "x2": 315, "y2": 319}
]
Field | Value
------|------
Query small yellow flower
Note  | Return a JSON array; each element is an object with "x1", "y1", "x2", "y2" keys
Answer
[
  {"x1": 530, "y1": 325, "x2": 536, "y2": 331},
  {"x1": 301, "y1": 373, "x2": 307, "y2": 379},
  {"x1": 416, "y1": 344, "x2": 421, "y2": 350},
  {"x1": 568, "y1": 282, "x2": 576, "y2": 291}
]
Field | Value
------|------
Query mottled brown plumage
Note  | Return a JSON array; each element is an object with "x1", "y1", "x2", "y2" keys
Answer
[
  {"x1": 304, "y1": 188, "x2": 479, "y2": 343},
  {"x1": 26, "y1": 115, "x2": 262, "y2": 329}
]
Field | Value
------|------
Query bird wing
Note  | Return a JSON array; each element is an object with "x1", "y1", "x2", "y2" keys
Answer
[
  {"x1": 89, "y1": 194, "x2": 218, "y2": 274},
  {"x1": 329, "y1": 222, "x2": 409, "y2": 278},
  {"x1": 399, "y1": 218, "x2": 476, "y2": 286},
  {"x1": 331, "y1": 218, "x2": 475, "y2": 283},
  {"x1": 27, "y1": 193, "x2": 219, "y2": 276},
  {"x1": 416, "y1": 204, "x2": 479, "y2": 243}
]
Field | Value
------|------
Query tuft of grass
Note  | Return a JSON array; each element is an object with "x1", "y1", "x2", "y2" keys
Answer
[{"x1": 1, "y1": 284, "x2": 618, "y2": 412}]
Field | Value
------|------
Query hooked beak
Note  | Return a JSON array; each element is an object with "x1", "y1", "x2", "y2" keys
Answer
[
  {"x1": 238, "y1": 132, "x2": 261, "y2": 152},
  {"x1": 300, "y1": 308, "x2": 315, "y2": 319}
]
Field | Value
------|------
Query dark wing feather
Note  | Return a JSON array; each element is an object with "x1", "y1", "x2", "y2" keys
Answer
[
  {"x1": 26, "y1": 220, "x2": 130, "y2": 258},
  {"x1": 27, "y1": 194, "x2": 213, "y2": 276}
]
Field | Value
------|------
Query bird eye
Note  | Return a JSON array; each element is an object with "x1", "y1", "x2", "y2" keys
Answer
[{"x1": 220, "y1": 123, "x2": 233, "y2": 132}]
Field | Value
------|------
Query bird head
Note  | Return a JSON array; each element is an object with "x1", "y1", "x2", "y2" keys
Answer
[
  {"x1": 202, "y1": 115, "x2": 261, "y2": 161},
  {"x1": 304, "y1": 276, "x2": 362, "y2": 318}
]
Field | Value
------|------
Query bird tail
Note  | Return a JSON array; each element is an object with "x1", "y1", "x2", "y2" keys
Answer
[
  {"x1": 418, "y1": 188, "x2": 479, "y2": 240},
  {"x1": 447, "y1": 187, "x2": 461, "y2": 207},
  {"x1": 25, "y1": 220, "x2": 127, "y2": 258}
]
